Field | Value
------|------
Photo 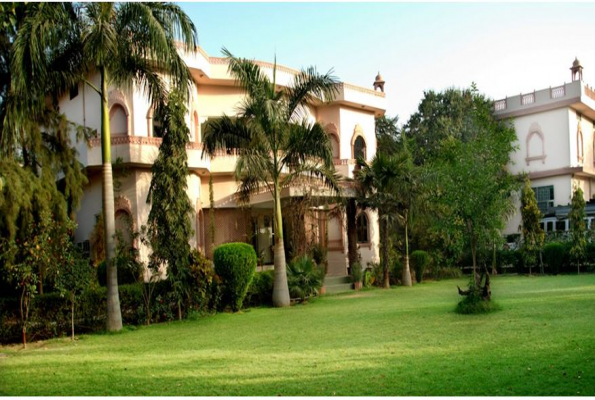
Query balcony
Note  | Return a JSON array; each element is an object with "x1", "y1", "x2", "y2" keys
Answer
[{"x1": 86, "y1": 135, "x2": 210, "y2": 171}]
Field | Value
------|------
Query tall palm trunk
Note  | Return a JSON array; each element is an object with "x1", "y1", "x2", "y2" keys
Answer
[
  {"x1": 100, "y1": 66, "x2": 123, "y2": 331},
  {"x1": 401, "y1": 222, "x2": 412, "y2": 286},
  {"x1": 381, "y1": 217, "x2": 390, "y2": 288},
  {"x1": 272, "y1": 181, "x2": 290, "y2": 307}
]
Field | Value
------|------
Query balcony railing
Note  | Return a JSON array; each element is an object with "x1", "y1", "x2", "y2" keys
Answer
[
  {"x1": 521, "y1": 92, "x2": 535, "y2": 105},
  {"x1": 89, "y1": 135, "x2": 204, "y2": 150}
]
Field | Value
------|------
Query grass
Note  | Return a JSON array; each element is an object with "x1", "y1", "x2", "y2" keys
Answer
[{"x1": 1, "y1": 274, "x2": 595, "y2": 395}]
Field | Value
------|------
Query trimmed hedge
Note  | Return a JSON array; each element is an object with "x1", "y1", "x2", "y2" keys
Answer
[
  {"x1": 213, "y1": 243, "x2": 257, "y2": 311},
  {"x1": 543, "y1": 242, "x2": 566, "y2": 275},
  {"x1": 243, "y1": 269, "x2": 275, "y2": 308},
  {"x1": 410, "y1": 250, "x2": 429, "y2": 283}
]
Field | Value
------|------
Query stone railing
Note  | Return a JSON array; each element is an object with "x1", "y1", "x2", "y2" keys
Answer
[
  {"x1": 521, "y1": 92, "x2": 535, "y2": 105},
  {"x1": 585, "y1": 85, "x2": 595, "y2": 102},
  {"x1": 494, "y1": 99, "x2": 507, "y2": 111},
  {"x1": 89, "y1": 135, "x2": 204, "y2": 150},
  {"x1": 551, "y1": 85, "x2": 565, "y2": 99}
]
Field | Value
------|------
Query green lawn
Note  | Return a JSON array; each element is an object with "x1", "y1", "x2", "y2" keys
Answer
[{"x1": 1, "y1": 274, "x2": 595, "y2": 396}]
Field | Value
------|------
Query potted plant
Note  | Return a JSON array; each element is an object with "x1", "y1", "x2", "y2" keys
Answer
[{"x1": 351, "y1": 261, "x2": 363, "y2": 290}]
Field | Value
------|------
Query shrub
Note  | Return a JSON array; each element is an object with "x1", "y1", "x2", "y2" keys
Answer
[
  {"x1": 363, "y1": 268, "x2": 374, "y2": 288},
  {"x1": 433, "y1": 266, "x2": 463, "y2": 280},
  {"x1": 243, "y1": 269, "x2": 275, "y2": 308},
  {"x1": 188, "y1": 249, "x2": 221, "y2": 312},
  {"x1": 213, "y1": 243, "x2": 257, "y2": 311},
  {"x1": 367, "y1": 261, "x2": 384, "y2": 286},
  {"x1": 96, "y1": 260, "x2": 137, "y2": 287},
  {"x1": 496, "y1": 249, "x2": 518, "y2": 274},
  {"x1": 350, "y1": 261, "x2": 363, "y2": 283},
  {"x1": 389, "y1": 258, "x2": 402, "y2": 285},
  {"x1": 455, "y1": 279, "x2": 500, "y2": 315},
  {"x1": 543, "y1": 242, "x2": 566, "y2": 275},
  {"x1": 308, "y1": 243, "x2": 327, "y2": 268},
  {"x1": 410, "y1": 250, "x2": 429, "y2": 283},
  {"x1": 287, "y1": 256, "x2": 324, "y2": 302}
]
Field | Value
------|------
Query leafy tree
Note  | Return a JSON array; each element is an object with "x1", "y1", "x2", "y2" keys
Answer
[
  {"x1": 203, "y1": 49, "x2": 340, "y2": 307},
  {"x1": 375, "y1": 115, "x2": 400, "y2": 156},
  {"x1": 569, "y1": 186, "x2": 587, "y2": 274},
  {"x1": 519, "y1": 179, "x2": 545, "y2": 275},
  {"x1": 147, "y1": 90, "x2": 194, "y2": 321},
  {"x1": 412, "y1": 86, "x2": 519, "y2": 289},
  {"x1": 0, "y1": 4, "x2": 91, "y2": 296},
  {"x1": 54, "y1": 223, "x2": 94, "y2": 342},
  {"x1": 10, "y1": 2, "x2": 198, "y2": 331}
]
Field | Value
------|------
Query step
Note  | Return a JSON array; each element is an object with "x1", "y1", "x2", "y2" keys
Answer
[
  {"x1": 325, "y1": 283, "x2": 353, "y2": 294},
  {"x1": 324, "y1": 275, "x2": 351, "y2": 285}
]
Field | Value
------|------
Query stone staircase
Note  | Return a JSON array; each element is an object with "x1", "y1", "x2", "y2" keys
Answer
[{"x1": 323, "y1": 275, "x2": 353, "y2": 294}]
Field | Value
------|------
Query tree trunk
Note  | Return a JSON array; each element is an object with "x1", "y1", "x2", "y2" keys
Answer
[
  {"x1": 178, "y1": 302, "x2": 182, "y2": 321},
  {"x1": 539, "y1": 250, "x2": 544, "y2": 275},
  {"x1": 272, "y1": 182, "x2": 290, "y2": 307},
  {"x1": 71, "y1": 293, "x2": 75, "y2": 342},
  {"x1": 380, "y1": 217, "x2": 390, "y2": 289},
  {"x1": 471, "y1": 237, "x2": 479, "y2": 288},
  {"x1": 491, "y1": 242, "x2": 498, "y2": 275},
  {"x1": 401, "y1": 222, "x2": 412, "y2": 287},
  {"x1": 100, "y1": 66, "x2": 123, "y2": 332},
  {"x1": 22, "y1": 327, "x2": 26, "y2": 349},
  {"x1": 346, "y1": 198, "x2": 358, "y2": 273}
]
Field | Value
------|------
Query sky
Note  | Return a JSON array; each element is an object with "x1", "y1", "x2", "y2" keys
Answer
[{"x1": 179, "y1": 2, "x2": 595, "y2": 124}]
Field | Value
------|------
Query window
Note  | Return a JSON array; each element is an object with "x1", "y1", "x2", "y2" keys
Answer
[
  {"x1": 533, "y1": 185, "x2": 554, "y2": 214},
  {"x1": 555, "y1": 220, "x2": 567, "y2": 232},
  {"x1": 109, "y1": 104, "x2": 128, "y2": 136},
  {"x1": 356, "y1": 213, "x2": 369, "y2": 243},
  {"x1": 70, "y1": 84, "x2": 79, "y2": 100},
  {"x1": 152, "y1": 106, "x2": 165, "y2": 138},
  {"x1": 354, "y1": 136, "x2": 366, "y2": 160}
]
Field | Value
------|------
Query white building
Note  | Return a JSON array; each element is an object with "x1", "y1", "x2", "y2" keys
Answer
[
  {"x1": 59, "y1": 46, "x2": 385, "y2": 276},
  {"x1": 495, "y1": 59, "x2": 595, "y2": 235}
]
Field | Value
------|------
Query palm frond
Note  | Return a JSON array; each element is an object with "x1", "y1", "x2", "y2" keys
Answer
[
  {"x1": 235, "y1": 150, "x2": 275, "y2": 204},
  {"x1": 286, "y1": 66, "x2": 339, "y2": 121},
  {"x1": 281, "y1": 120, "x2": 334, "y2": 170},
  {"x1": 222, "y1": 47, "x2": 270, "y2": 101},
  {"x1": 201, "y1": 115, "x2": 255, "y2": 157}
]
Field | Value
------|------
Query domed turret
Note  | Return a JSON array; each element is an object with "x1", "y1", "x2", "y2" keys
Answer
[
  {"x1": 571, "y1": 57, "x2": 584, "y2": 82},
  {"x1": 373, "y1": 71, "x2": 385, "y2": 93}
]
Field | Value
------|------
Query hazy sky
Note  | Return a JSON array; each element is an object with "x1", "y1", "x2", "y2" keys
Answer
[{"x1": 179, "y1": 2, "x2": 595, "y2": 124}]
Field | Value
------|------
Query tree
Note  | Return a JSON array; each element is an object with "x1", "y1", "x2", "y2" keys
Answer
[
  {"x1": 203, "y1": 49, "x2": 340, "y2": 307},
  {"x1": 375, "y1": 115, "x2": 400, "y2": 156},
  {"x1": 10, "y1": 3, "x2": 198, "y2": 331},
  {"x1": 356, "y1": 138, "x2": 422, "y2": 288},
  {"x1": 54, "y1": 228, "x2": 94, "y2": 342},
  {"x1": 409, "y1": 86, "x2": 519, "y2": 290},
  {"x1": 520, "y1": 178, "x2": 545, "y2": 275},
  {"x1": 1, "y1": 4, "x2": 91, "y2": 291},
  {"x1": 569, "y1": 186, "x2": 587, "y2": 274},
  {"x1": 146, "y1": 90, "x2": 194, "y2": 320}
]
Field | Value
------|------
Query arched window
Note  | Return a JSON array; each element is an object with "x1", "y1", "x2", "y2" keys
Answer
[
  {"x1": 353, "y1": 136, "x2": 366, "y2": 160},
  {"x1": 330, "y1": 134, "x2": 340, "y2": 159},
  {"x1": 356, "y1": 213, "x2": 369, "y2": 243},
  {"x1": 115, "y1": 210, "x2": 132, "y2": 247},
  {"x1": 109, "y1": 104, "x2": 128, "y2": 136},
  {"x1": 193, "y1": 111, "x2": 200, "y2": 142},
  {"x1": 525, "y1": 123, "x2": 546, "y2": 166}
]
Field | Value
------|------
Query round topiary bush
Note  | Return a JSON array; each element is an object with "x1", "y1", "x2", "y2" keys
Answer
[
  {"x1": 213, "y1": 242, "x2": 257, "y2": 311},
  {"x1": 410, "y1": 250, "x2": 429, "y2": 283},
  {"x1": 543, "y1": 242, "x2": 566, "y2": 275}
]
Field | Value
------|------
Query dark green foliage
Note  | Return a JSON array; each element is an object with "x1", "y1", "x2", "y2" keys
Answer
[
  {"x1": 146, "y1": 90, "x2": 195, "y2": 317},
  {"x1": 308, "y1": 243, "x2": 328, "y2": 268},
  {"x1": 363, "y1": 268, "x2": 374, "y2": 288},
  {"x1": 350, "y1": 261, "x2": 362, "y2": 283},
  {"x1": 375, "y1": 115, "x2": 400, "y2": 156},
  {"x1": 213, "y1": 243, "x2": 257, "y2": 311},
  {"x1": 410, "y1": 250, "x2": 429, "y2": 283},
  {"x1": 455, "y1": 278, "x2": 500, "y2": 315},
  {"x1": 188, "y1": 249, "x2": 221, "y2": 312},
  {"x1": 389, "y1": 258, "x2": 402, "y2": 285},
  {"x1": 286, "y1": 256, "x2": 324, "y2": 302},
  {"x1": 520, "y1": 179, "x2": 545, "y2": 274},
  {"x1": 543, "y1": 242, "x2": 566, "y2": 275},
  {"x1": 432, "y1": 266, "x2": 463, "y2": 280},
  {"x1": 243, "y1": 269, "x2": 275, "y2": 308},
  {"x1": 569, "y1": 187, "x2": 587, "y2": 274}
]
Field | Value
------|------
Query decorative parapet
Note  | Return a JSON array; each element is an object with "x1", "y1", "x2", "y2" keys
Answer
[
  {"x1": 493, "y1": 81, "x2": 581, "y2": 115},
  {"x1": 89, "y1": 135, "x2": 204, "y2": 150}
]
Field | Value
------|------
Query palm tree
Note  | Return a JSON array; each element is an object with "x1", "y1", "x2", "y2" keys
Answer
[
  {"x1": 356, "y1": 138, "x2": 422, "y2": 288},
  {"x1": 11, "y1": 2, "x2": 198, "y2": 331},
  {"x1": 203, "y1": 49, "x2": 340, "y2": 307}
]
